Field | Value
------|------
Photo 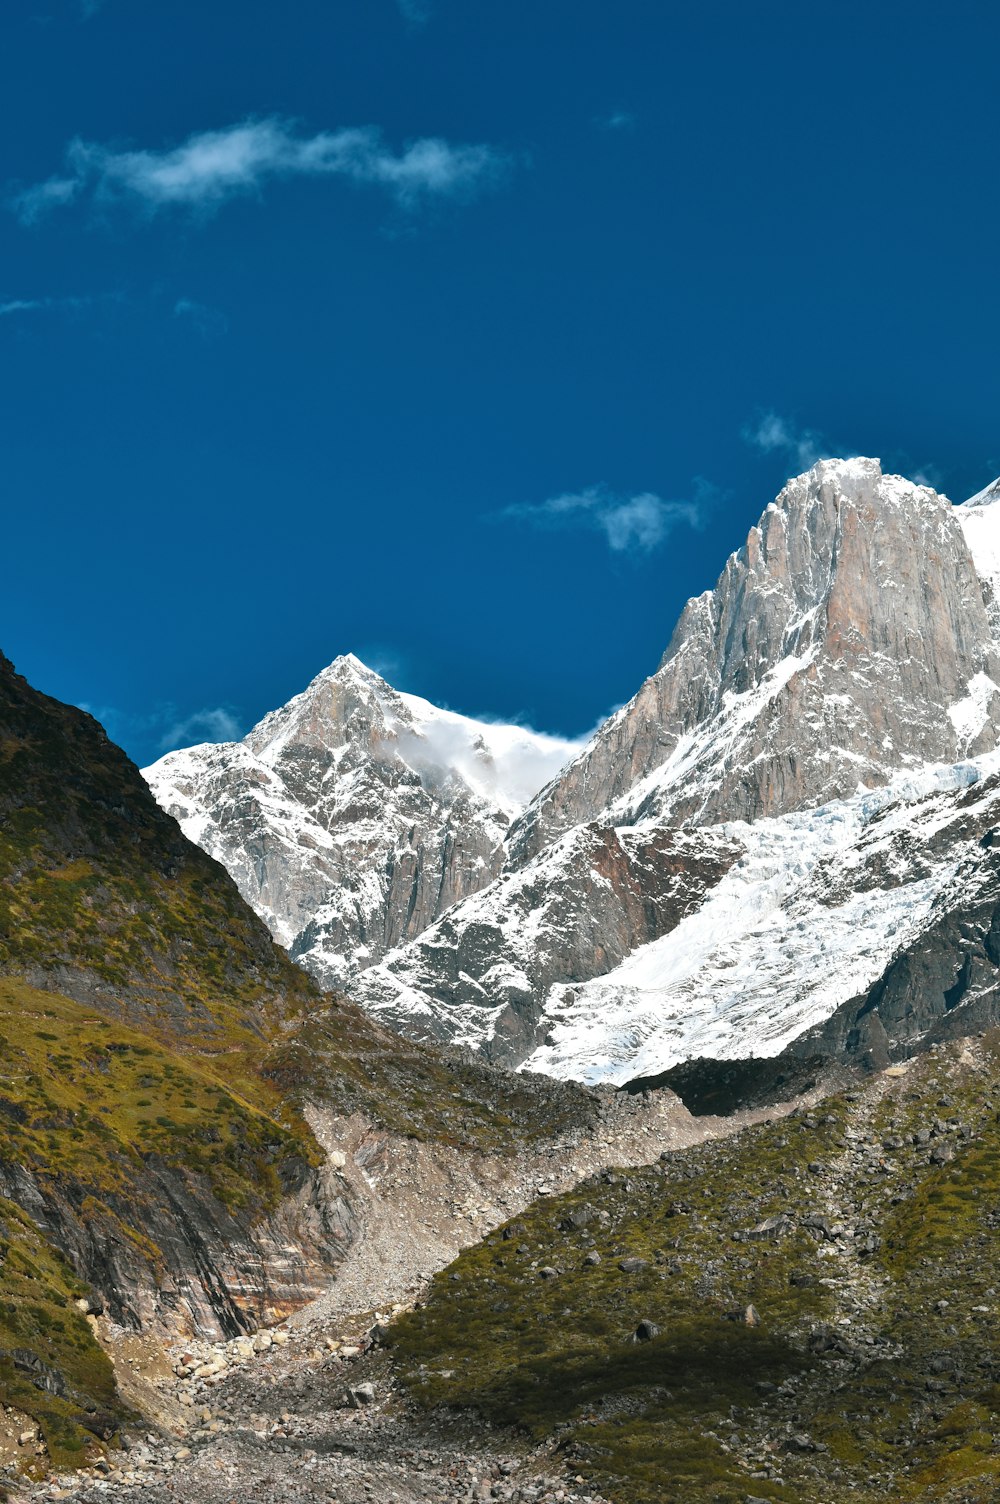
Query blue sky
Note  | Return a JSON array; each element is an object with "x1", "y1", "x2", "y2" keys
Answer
[{"x1": 3, "y1": 0, "x2": 999, "y2": 766}]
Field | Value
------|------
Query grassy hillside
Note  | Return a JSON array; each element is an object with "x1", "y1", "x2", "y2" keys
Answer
[
  {"x1": 0, "y1": 650, "x2": 316, "y2": 1041},
  {"x1": 394, "y1": 1036, "x2": 1000, "y2": 1504},
  {"x1": 0, "y1": 651, "x2": 338, "y2": 1468},
  {"x1": 0, "y1": 978, "x2": 317, "y2": 1213}
]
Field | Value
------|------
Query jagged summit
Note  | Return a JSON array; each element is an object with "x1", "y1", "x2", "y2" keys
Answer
[
  {"x1": 144, "y1": 655, "x2": 581, "y2": 987},
  {"x1": 244, "y1": 651, "x2": 581, "y2": 813},
  {"x1": 509, "y1": 457, "x2": 1000, "y2": 861}
]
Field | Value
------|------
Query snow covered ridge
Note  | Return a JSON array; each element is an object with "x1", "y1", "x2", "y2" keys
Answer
[
  {"x1": 143, "y1": 653, "x2": 586, "y2": 986},
  {"x1": 958, "y1": 482, "x2": 1000, "y2": 636}
]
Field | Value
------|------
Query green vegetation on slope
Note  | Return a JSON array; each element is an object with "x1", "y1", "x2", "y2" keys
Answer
[
  {"x1": 0, "y1": 1198, "x2": 121, "y2": 1477},
  {"x1": 0, "y1": 651, "x2": 316, "y2": 1043},
  {"x1": 394, "y1": 1040, "x2": 1000, "y2": 1504},
  {"x1": 267, "y1": 1002, "x2": 604, "y2": 1153},
  {"x1": 0, "y1": 978, "x2": 318, "y2": 1209}
]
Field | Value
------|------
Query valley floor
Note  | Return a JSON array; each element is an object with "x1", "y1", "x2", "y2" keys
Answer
[{"x1": 12, "y1": 1084, "x2": 815, "y2": 1504}]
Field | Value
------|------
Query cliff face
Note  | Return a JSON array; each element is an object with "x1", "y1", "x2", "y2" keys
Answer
[
  {"x1": 0, "y1": 1147, "x2": 355, "y2": 1338},
  {"x1": 145, "y1": 655, "x2": 580, "y2": 989}
]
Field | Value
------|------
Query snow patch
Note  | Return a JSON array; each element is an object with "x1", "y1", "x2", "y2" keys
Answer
[
  {"x1": 948, "y1": 672, "x2": 999, "y2": 746},
  {"x1": 958, "y1": 489, "x2": 1000, "y2": 604}
]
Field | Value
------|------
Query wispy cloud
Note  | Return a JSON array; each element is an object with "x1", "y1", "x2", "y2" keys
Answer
[
  {"x1": 0, "y1": 294, "x2": 92, "y2": 317},
  {"x1": 0, "y1": 299, "x2": 43, "y2": 316},
  {"x1": 597, "y1": 110, "x2": 637, "y2": 132},
  {"x1": 395, "y1": 0, "x2": 431, "y2": 26},
  {"x1": 78, "y1": 700, "x2": 243, "y2": 757},
  {"x1": 499, "y1": 479, "x2": 720, "y2": 556},
  {"x1": 173, "y1": 297, "x2": 228, "y2": 339},
  {"x1": 11, "y1": 117, "x2": 509, "y2": 224},
  {"x1": 158, "y1": 707, "x2": 241, "y2": 752},
  {"x1": 742, "y1": 412, "x2": 833, "y2": 470}
]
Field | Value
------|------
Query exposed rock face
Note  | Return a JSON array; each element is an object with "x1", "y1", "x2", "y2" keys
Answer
[
  {"x1": 511, "y1": 459, "x2": 1000, "y2": 862},
  {"x1": 350, "y1": 461, "x2": 1000, "y2": 1078},
  {"x1": 0, "y1": 1155, "x2": 356, "y2": 1340},
  {"x1": 145, "y1": 655, "x2": 581, "y2": 989}
]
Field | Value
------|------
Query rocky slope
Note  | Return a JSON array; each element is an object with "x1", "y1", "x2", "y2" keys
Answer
[
  {"x1": 389, "y1": 1034, "x2": 1000, "y2": 1504},
  {"x1": 16, "y1": 1062, "x2": 811, "y2": 1503},
  {"x1": 351, "y1": 460, "x2": 1000, "y2": 1080},
  {"x1": 144, "y1": 655, "x2": 581, "y2": 989}
]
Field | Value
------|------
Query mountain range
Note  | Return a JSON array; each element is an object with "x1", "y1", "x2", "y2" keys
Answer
[
  {"x1": 146, "y1": 457, "x2": 1000, "y2": 1091},
  {"x1": 8, "y1": 454, "x2": 1000, "y2": 1502}
]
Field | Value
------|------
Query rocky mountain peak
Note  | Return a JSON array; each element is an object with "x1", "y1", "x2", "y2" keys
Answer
[
  {"x1": 144, "y1": 658, "x2": 580, "y2": 987},
  {"x1": 245, "y1": 654, "x2": 408, "y2": 770},
  {"x1": 509, "y1": 458, "x2": 1000, "y2": 861}
]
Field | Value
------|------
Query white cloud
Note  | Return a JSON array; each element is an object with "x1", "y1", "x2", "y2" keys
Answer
[
  {"x1": 396, "y1": 0, "x2": 431, "y2": 25},
  {"x1": 598, "y1": 111, "x2": 636, "y2": 132},
  {"x1": 0, "y1": 294, "x2": 91, "y2": 317},
  {"x1": 743, "y1": 412, "x2": 832, "y2": 470},
  {"x1": 0, "y1": 299, "x2": 42, "y2": 316},
  {"x1": 173, "y1": 297, "x2": 228, "y2": 338},
  {"x1": 500, "y1": 479, "x2": 719, "y2": 556},
  {"x1": 11, "y1": 117, "x2": 509, "y2": 223},
  {"x1": 158, "y1": 707, "x2": 242, "y2": 752},
  {"x1": 393, "y1": 713, "x2": 586, "y2": 812}
]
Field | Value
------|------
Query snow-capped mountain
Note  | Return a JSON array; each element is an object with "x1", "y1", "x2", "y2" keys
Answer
[
  {"x1": 351, "y1": 459, "x2": 1000, "y2": 1079},
  {"x1": 143, "y1": 655, "x2": 583, "y2": 987}
]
